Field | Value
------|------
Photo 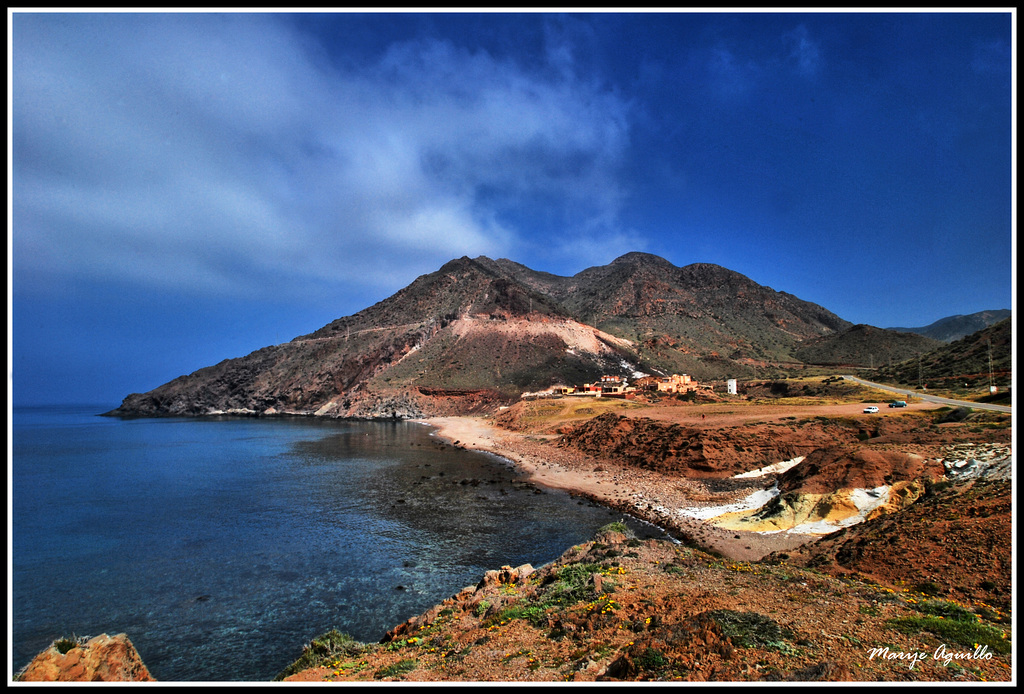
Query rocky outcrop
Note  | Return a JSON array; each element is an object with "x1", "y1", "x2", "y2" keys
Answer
[
  {"x1": 380, "y1": 563, "x2": 536, "y2": 644},
  {"x1": 704, "y1": 446, "x2": 945, "y2": 534},
  {"x1": 17, "y1": 633, "x2": 155, "y2": 682}
]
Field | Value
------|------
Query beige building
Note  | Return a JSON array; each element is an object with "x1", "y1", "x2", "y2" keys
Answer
[{"x1": 655, "y1": 374, "x2": 698, "y2": 393}]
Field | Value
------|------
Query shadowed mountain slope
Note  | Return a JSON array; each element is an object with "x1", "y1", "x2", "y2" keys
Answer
[
  {"x1": 792, "y1": 324, "x2": 943, "y2": 368},
  {"x1": 872, "y1": 317, "x2": 1012, "y2": 392},
  {"x1": 888, "y1": 309, "x2": 1010, "y2": 342}
]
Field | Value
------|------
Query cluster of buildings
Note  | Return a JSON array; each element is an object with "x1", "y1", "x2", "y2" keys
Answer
[{"x1": 523, "y1": 373, "x2": 721, "y2": 400}]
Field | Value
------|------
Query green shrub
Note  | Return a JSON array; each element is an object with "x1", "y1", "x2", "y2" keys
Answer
[
  {"x1": 488, "y1": 604, "x2": 549, "y2": 628},
  {"x1": 633, "y1": 647, "x2": 669, "y2": 671},
  {"x1": 597, "y1": 520, "x2": 637, "y2": 540},
  {"x1": 53, "y1": 636, "x2": 85, "y2": 655},
  {"x1": 274, "y1": 630, "x2": 366, "y2": 681},
  {"x1": 709, "y1": 610, "x2": 796, "y2": 652}
]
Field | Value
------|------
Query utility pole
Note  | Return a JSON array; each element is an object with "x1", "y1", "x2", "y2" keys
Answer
[{"x1": 988, "y1": 339, "x2": 993, "y2": 391}]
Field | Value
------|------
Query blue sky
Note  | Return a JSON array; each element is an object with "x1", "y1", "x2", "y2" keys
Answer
[{"x1": 9, "y1": 10, "x2": 1014, "y2": 406}]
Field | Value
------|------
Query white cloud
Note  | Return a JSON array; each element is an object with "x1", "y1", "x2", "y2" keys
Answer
[
  {"x1": 783, "y1": 24, "x2": 821, "y2": 78},
  {"x1": 12, "y1": 13, "x2": 634, "y2": 300}
]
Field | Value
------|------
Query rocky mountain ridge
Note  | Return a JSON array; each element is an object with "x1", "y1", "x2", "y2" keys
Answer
[{"x1": 103, "y1": 253, "x2": 993, "y2": 419}]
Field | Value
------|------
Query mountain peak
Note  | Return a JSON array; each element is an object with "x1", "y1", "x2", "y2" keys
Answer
[{"x1": 609, "y1": 252, "x2": 675, "y2": 269}]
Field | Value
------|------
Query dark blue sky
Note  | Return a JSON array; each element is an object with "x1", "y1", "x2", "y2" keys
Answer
[{"x1": 9, "y1": 10, "x2": 1014, "y2": 406}]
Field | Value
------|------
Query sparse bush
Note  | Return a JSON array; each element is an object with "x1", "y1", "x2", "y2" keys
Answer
[
  {"x1": 53, "y1": 635, "x2": 86, "y2": 655},
  {"x1": 274, "y1": 630, "x2": 366, "y2": 681},
  {"x1": 597, "y1": 520, "x2": 637, "y2": 540},
  {"x1": 936, "y1": 406, "x2": 973, "y2": 424}
]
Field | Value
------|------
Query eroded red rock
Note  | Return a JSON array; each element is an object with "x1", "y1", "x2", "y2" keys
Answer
[{"x1": 18, "y1": 633, "x2": 155, "y2": 682}]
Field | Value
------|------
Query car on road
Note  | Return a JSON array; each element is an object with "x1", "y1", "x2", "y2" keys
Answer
[
  {"x1": 863, "y1": 406, "x2": 879, "y2": 413},
  {"x1": 889, "y1": 401, "x2": 907, "y2": 408}
]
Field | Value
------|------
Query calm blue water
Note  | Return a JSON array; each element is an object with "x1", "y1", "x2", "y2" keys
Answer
[{"x1": 11, "y1": 405, "x2": 662, "y2": 682}]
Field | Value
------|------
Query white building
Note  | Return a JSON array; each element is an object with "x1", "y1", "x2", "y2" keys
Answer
[{"x1": 727, "y1": 378, "x2": 738, "y2": 395}]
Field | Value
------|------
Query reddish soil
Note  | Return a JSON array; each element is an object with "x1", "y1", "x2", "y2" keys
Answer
[{"x1": 283, "y1": 527, "x2": 1013, "y2": 683}]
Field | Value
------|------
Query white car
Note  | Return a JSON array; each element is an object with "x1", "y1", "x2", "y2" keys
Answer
[{"x1": 863, "y1": 406, "x2": 879, "y2": 413}]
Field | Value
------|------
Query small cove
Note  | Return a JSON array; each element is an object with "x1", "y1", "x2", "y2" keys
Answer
[{"x1": 11, "y1": 406, "x2": 663, "y2": 681}]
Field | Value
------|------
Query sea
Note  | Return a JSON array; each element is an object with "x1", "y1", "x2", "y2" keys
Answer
[{"x1": 10, "y1": 405, "x2": 664, "y2": 682}]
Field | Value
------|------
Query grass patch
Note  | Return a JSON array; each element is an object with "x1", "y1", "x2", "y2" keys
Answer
[
  {"x1": 916, "y1": 599, "x2": 979, "y2": 622},
  {"x1": 274, "y1": 630, "x2": 366, "y2": 681},
  {"x1": 708, "y1": 610, "x2": 797, "y2": 653},
  {"x1": 887, "y1": 616, "x2": 1011, "y2": 654},
  {"x1": 374, "y1": 658, "x2": 417, "y2": 679}
]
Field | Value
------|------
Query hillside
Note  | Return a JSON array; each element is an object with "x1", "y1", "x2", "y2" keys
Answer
[
  {"x1": 105, "y1": 256, "x2": 642, "y2": 419},
  {"x1": 271, "y1": 395, "x2": 1012, "y2": 683},
  {"x1": 888, "y1": 309, "x2": 1011, "y2": 342},
  {"x1": 792, "y1": 324, "x2": 943, "y2": 368},
  {"x1": 871, "y1": 318, "x2": 1012, "y2": 395},
  {"x1": 536, "y1": 253, "x2": 852, "y2": 378},
  {"x1": 106, "y1": 253, "x2": 861, "y2": 419},
  {"x1": 278, "y1": 519, "x2": 1011, "y2": 683}
]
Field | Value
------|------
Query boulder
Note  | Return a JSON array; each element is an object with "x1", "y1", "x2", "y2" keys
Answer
[{"x1": 18, "y1": 633, "x2": 155, "y2": 682}]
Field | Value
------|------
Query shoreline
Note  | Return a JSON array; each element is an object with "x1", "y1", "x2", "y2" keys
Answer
[{"x1": 422, "y1": 415, "x2": 819, "y2": 562}]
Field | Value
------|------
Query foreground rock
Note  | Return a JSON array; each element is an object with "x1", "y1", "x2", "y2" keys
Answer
[{"x1": 17, "y1": 633, "x2": 155, "y2": 682}]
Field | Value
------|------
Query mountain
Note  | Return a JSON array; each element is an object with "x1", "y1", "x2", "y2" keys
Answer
[
  {"x1": 792, "y1": 324, "x2": 943, "y2": 368},
  {"x1": 106, "y1": 253, "x2": 862, "y2": 419},
  {"x1": 106, "y1": 256, "x2": 640, "y2": 419},
  {"x1": 872, "y1": 317, "x2": 1012, "y2": 393},
  {"x1": 887, "y1": 309, "x2": 1011, "y2": 342},
  {"x1": 487, "y1": 252, "x2": 852, "y2": 378}
]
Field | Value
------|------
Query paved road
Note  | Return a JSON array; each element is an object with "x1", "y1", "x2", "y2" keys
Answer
[{"x1": 841, "y1": 375, "x2": 1012, "y2": 414}]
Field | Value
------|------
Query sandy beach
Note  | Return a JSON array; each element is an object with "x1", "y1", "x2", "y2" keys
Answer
[{"x1": 422, "y1": 415, "x2": 819, "y2": 562}]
